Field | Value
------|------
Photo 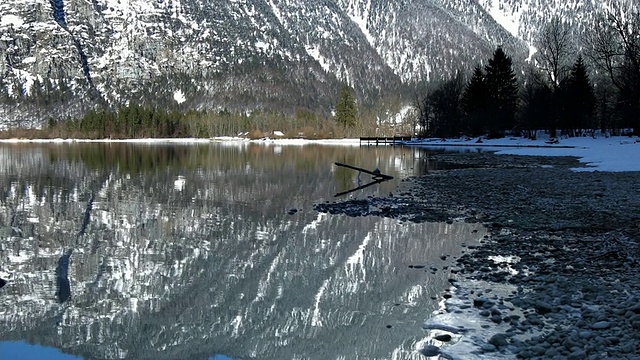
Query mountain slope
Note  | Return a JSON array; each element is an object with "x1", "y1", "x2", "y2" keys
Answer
[{"x1": 0, "y1": 0, "x2": 635, "y2": 127}]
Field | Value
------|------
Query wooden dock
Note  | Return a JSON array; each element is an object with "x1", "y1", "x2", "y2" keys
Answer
[{"x1": 359, "y1": 136, "x2": 412, "y2": 146}]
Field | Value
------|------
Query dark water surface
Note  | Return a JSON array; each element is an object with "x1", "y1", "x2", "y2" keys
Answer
[{"x1": 0, "y1": 142, "x2": 486, "y2": 360}]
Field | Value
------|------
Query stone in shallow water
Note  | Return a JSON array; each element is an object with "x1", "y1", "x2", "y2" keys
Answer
[
  {"x1": 434, "y1": 334, "x2": 452, "y2": 342},
  {"x1": 419, "y1": 345, "x2": 440, "y2": 357},
  {"x1": 480, "y1": 343, "x2": 497, "y2": 352},
  {"x1": 473, "y1": 297, "x2": 491, "y2": 308}
]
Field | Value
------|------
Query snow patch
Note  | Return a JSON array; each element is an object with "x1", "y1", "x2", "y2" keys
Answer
[
  {"x1": 481, "y1": 0, "x2": 521, "y2": 38},
  {"x1": 305, "y1": 46, "x2": 332, "y2": 74},
  {"x1": 526, "y1": 44, "x2": 538, "y2": 63},
  {"x1": 0, "y1": 14, "x2": 24, "y2": 28},
  {"x1": 348, "y1": 6, "x2": 375, "y2": 46},
  {"x1": 173, "y1": 90, "x2": 186, "y2": 104},
  {"x1": 255, "y1": 40, "x2": 269, "y2": 51},
  {"x1": 22, "y1": 57, "x2": 36, "y2": 65},
  {"x1": 408, "y1": 135, "x2": 640, "y2": 172}
]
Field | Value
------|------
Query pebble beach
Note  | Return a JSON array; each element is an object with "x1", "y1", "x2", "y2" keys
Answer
[{"x1": 315, "y1": 151, "x2": 640, "y2": 359}]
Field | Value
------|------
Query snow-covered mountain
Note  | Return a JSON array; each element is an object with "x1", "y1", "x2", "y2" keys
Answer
[{"x1": 0, "y1": 0, "x2": 634, "y2": 126}]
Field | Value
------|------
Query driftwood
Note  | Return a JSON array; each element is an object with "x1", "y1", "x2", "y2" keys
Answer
[
  {"x1": 333, "y1": 162, "x2": 393, "y2": 197},
  {"x1": 334, "y1": 162, "x2": 393, "y2": 180}
]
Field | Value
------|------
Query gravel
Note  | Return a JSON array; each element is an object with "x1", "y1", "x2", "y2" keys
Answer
[{"x1": 315, "y1": 150, "x2": 640, "y2": 359}]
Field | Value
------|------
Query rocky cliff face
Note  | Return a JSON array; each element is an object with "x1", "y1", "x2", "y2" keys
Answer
[{"x1": 0, "y1": 0, "x2": 634, "y2": 127}]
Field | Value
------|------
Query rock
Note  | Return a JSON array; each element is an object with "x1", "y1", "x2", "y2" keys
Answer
[
  {"x1": 480, "y1": 343, "x2": 497, "y2": 352},
  {"x1": 578, "y1": 330, "x2": 593, "y2": 339},
  {"x1": 530, "y1": 345, "x2": 547, "y2": 356},
  {"x1": 518, "y1": 349, "x2": 533, "y2": 359},
  {"x1": 419, "y1": 345, "x2": 440, "y2": 357},
  {"x1": 567, "y1": 349, "x2": 587, "y2": 360},
  {"x1": 591, "y1": 321, "x2": 611, "y2": 330},
  {"x1": 535, "y1": 301, "x2": 554, "y2": 314},
  {"x1": 434, "y1": 334, "x2": 452, "y2": 342},
  {"x1": 489, "y1": 333, "x2": 509, "y2": 348},
  {"x1": 473, "y1": 297, "x2": 490, "y2": 308}
]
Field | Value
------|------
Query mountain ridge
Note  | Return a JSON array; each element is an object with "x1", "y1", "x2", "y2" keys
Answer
[{"x1": 0, "y1": 0, "x2": 634, "y2": 128}]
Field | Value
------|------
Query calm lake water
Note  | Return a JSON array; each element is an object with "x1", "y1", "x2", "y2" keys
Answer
[{"x1": 0, "y1": 142, "x2": 486, "y2": 360}]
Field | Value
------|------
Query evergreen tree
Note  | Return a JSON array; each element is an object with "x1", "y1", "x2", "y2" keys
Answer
[
  {"x1": 560, "y1": 56, "x2": 596, "y2": 135},
  {"x1": 462, "y1": 66, "x2": 490, "y2": 136},
  {"x1": 485, "y1": 47, "x2": 519, "y2": 136},
  {"x1": 334, "y1": 85, "x2": 357, "y2": 128},
  {"x1": 521, "y1": 80, "x2": 554, "y2": 138},
  {"x1": 428, "y1": 74, "x2": 464, "y2": 137}
]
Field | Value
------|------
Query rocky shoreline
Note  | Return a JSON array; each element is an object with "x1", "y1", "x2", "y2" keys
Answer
[{"x1": 315, "y1": 151, "x2": 640, "y2": 359}]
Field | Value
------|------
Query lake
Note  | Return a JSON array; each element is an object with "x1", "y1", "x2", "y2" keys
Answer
[{"x1": 0, "y1": 141, "x2": 486, "y2": 360}]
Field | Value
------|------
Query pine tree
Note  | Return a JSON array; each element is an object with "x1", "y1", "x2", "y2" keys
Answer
[
  {"x1": 334, "y1": 85, "x2": 357, "y2": 128},
  {"x1": 428, "y1": 74, "x2": 464, "y2": 137},
  {"x1": 485, "y1": 47, "x2": 519, "y2": 136},
  {"x1": 462, "y1": 66, "x2": 490, "y2": 136},
  {"x1": 560, "y1": 56, "x2": 596, "y2": 135}
]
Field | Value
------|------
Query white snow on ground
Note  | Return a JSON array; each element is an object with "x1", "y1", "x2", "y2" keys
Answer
[{"x1": 408, "y1": 134, "x2": 640, "y2": 172}]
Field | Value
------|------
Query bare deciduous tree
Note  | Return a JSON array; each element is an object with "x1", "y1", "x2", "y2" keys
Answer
[
  {"x1": 586, "y1": 7, "x2": 640, "y2": 91},
  {"x1": 586, "y1": 5, "x2": 640, "y2": 133},
  {"x1": 535, "y1": 16, "x2": 573, "y2": 88}
]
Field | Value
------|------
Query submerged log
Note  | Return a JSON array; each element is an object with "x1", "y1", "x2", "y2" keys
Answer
[
  {"x1": 333, "y1": 162, "x2": 394, "y2": 197},
  {"x1": 334, "y1": 162, "x2": 393, "y2": 180}
]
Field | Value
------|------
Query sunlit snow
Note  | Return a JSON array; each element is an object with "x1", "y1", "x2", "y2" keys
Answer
[
  {"x1": 410, "y1": 135, "x2": 640, "y2": 172},
  {"x1": 0, "y1": 14, "x2": 24, "y2": 28},
  {"x1": 481, "y1": 0, "x2": 521, "y2": 37},
  {"x1": 305, "y1": 46, "x2": 332, "y2": 74},
  {"x1": 347, "y1": 5, "x2": 375, "y2": 46},
  {"x1": 173, "y1": 90, "x2": 186, "y2": 104}
]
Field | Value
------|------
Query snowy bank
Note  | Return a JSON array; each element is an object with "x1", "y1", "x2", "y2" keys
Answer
[{"x1": 407, "y1": 136, "x2": 640, "y2": 172}]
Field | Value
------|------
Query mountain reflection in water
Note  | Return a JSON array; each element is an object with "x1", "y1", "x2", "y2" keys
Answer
[{"x1": 0, "y1": 142, "x2": 486, "y2": 360}]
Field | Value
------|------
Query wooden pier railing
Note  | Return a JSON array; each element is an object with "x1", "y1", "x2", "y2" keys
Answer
[{"x1": 359, "y1": 136, "x2": 412, "y2": 146}]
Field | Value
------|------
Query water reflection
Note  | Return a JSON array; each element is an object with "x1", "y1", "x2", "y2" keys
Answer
[
  {"x1": 0, "y1": 341, "x2": 83, "y2": 360},
  {"x1": 0, "y1": 142, "x2": 486, "y2": 359}
]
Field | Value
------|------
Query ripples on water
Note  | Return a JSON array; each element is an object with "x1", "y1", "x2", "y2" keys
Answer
[{"x1": 0, "y1": 142, "x2": 486, "y2": 359}]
